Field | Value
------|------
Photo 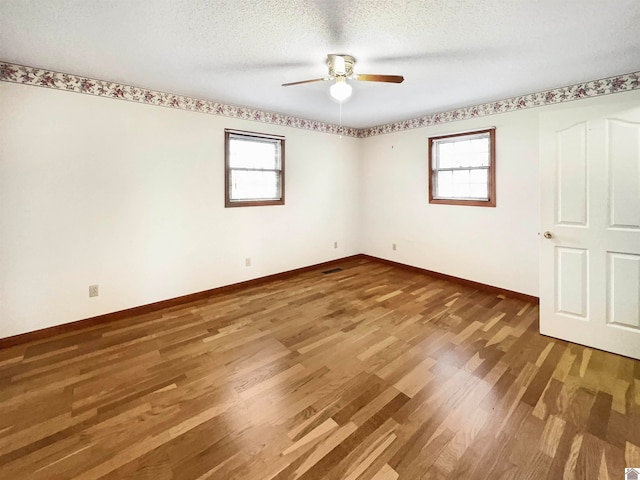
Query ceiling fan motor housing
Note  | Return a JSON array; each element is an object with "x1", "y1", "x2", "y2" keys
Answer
[
  {"x1": 281, "y1": 54, "x2": 403, "y2": 87},
  {"x1": 328, "y1": 54, "x2": 355, "y2": 77}
]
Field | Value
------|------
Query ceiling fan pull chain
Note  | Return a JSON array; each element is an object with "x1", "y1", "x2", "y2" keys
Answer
[{"x1": 339, "y1": 101, "x2": 343, "y2": 139}]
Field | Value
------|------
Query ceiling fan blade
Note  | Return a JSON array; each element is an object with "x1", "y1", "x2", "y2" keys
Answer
[
  {"x1": 281, "y1": 78, "x2": 329, "y2": 87},
  {"x1": 354, "y1": 74, "x2": 405, "y2": 84}
]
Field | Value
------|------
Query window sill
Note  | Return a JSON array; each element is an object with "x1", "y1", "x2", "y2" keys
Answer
[
  {"x1": 225, "y1": 199, "x2": 285, "y2": 208},
  {"x1": 429, "y1": 198, "x2": 496, "y2": 207}
]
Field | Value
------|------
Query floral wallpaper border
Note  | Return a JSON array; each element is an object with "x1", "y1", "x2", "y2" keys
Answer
[
  {"x1": 1, "y1": 61, "x2": 639, "y2": 138},
  {"x1": 0, "y1": 62, "x2": 359, "y2": 138},
  {"x1": 359, "y1": 71, "x2": 640, "y2": 137}
]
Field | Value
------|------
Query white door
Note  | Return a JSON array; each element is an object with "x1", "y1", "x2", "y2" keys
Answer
[{"x1": 540, "y1": 98, "x2": 640, "y2": 360}]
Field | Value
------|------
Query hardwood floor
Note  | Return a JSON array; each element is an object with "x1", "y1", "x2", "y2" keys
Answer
[{"x1": 0, "y1": 258, "x2": 638, "y2": 479}]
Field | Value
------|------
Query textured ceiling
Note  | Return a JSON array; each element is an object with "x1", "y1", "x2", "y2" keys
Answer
[{"x1": 1, "y1": 0, "x2": 639, "y2": 128}]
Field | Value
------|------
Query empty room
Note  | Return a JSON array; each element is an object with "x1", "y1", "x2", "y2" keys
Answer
[{"x1": 1, "y1": 0, "x2": 639, "y2": 479}]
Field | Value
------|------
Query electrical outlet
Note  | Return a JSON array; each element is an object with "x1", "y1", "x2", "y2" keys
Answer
[
  {"x1": 89, "y1": 284, "x2": 99, "y2": 297},
  {"x1": 245, "y1": 257, "x2": 251, "y2": 267},
  {"x1": 392, "y1": 243, "x2": 397, "y2": 251},
  {"x1": 334, "y1": 241, "x2": 338, "y2": 249}
]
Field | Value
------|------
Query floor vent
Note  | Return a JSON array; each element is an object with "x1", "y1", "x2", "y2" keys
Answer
[{"x1": 322, "y1": 267, "x2": 343, "y2": 275}]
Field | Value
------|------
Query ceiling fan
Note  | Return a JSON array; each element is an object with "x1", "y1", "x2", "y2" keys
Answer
[{"x1": 282, "y1": 54, "x2": 404, "y2": 101}]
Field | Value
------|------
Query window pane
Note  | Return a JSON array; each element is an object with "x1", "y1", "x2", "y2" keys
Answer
[
  {"x1": 465, "y1": 151, "x2": 487, "y2": 167},
  {"x1": 454, "y1": 139, "x2": 472, "y2": 155},
  {"x1": 452, "y1": 169, "x2": 471, "y2": 198},
  {"x1": 437, "y1": 142, "x2": 457, "y2": 169},
  {"x1": 470, "y1": 169, "x2": 488, "y2": 200},
  {"x1": 229, "y1": 137, "x2": 280, "y2": 169},
  {"x1": 469, "y1": 168, "x2": 486, "y2": 182},
  {"x1": 230, "y1": 170, "x2": 280, "y2": 201},
  {"x1": 452, "y1": 169, "x2": 471, "y2": 183},
  {"x1": 436, "y1": 134, "x2": 490, "y2": 169},
  {"x1": 436, "y1": 170, "x2": 454, "y2": 198},
  {"x1": 439, "y1": 141, "x2": 454, "y2": 157},
  {"x1": 470, "y1": 138, "x2": 488, "y2": 153},
  {"x1": 435, "y1": 168, "x2": 488, "y2": 200},
  {"x1": 470, "y1": 183, "x2": 488, "y2": 199},
  {"x1": 437, "y1": 142, "x2": 454, "y2": 168}
]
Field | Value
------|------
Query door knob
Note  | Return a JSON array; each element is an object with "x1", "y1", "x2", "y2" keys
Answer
[{"x1": 543, "y1": 231, "x2": 553, "y2": 239}]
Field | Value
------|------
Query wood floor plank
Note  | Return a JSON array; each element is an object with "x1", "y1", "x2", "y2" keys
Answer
[{"x1": 0, "y1": 257, "x2": 638, "y2": 479}]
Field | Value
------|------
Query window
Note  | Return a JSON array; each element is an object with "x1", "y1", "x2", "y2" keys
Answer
[
  {"x1": 428, "y1": 128, "x2": 496, "y2": 207},
  {"x1": 225, "y1": 129, "x2": 285, "y2": 207}
]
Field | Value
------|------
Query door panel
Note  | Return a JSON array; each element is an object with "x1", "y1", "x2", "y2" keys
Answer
[
  {"x1": 607, "y1": 252, "x2": 640, "y2": 329},
  {"x1": 540, "y1": 99, "x2": 640, "y2": 360},
  {"x1": 608, "y1": 120, "x2": 640, "y2": 229},
  {"x1": 555, "y1": 247, "x2": 588, "y2": 318},
  {"x1": 557, "y1": 123, "x2": 588, "y2": 226}
]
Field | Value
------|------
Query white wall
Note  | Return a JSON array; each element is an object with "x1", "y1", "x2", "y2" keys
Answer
[
  {"x1": 359, "y1": 111, "x2": 539, "y2": 296},
  {"x1": 1, "y1": 81, "x2": 637, "y2": 339},
  {"x1": 0, "y1": 82, "x2": 360, "y2": 338},
  {"x1": 358, "y1": 91, "x2": 640, "y2": 297}
]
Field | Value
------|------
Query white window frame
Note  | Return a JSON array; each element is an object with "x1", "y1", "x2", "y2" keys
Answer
[
  {"x1": 428, "y1": 128, "x2": 496, "y2": 207},
  {"x1": 225, "y1": 129, "x2": 285, "y2": 207}
]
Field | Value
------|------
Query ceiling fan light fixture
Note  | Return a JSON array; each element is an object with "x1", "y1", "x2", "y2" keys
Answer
[{"x1": 330, "y1": 77, "x2": 352, "y2": 102}]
